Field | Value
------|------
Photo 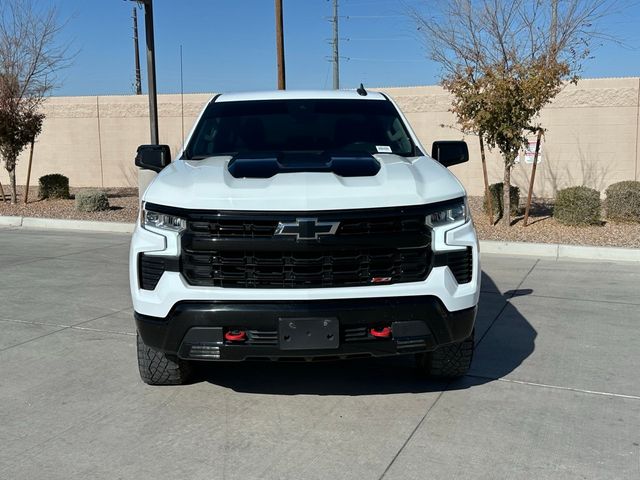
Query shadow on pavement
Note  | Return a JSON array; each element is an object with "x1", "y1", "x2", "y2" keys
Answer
[
  {"x1": 198, "y1": 272, "x2": 537, "y2": 395},
  {"x1": 503, "y1": 288, "x2": 533, "y2": 298}
]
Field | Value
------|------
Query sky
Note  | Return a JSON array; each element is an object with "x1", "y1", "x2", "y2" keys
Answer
[{"x1": 44, "y1": 0, "x2": 640, "y2": 97}]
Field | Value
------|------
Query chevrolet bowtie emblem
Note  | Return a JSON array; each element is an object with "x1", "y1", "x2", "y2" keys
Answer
[{"x1": 275, "y1": 218, "x2": 340, "y2": 240}]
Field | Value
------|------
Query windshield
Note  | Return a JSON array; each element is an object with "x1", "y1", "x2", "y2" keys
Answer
[{"x1": 183, "y1": 98, "x2": 417, "y2": 159}]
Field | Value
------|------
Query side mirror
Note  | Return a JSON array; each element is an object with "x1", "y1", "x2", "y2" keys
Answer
[
  {"x1": 431, "y1": 141, "x2": 469, "y2": 168},
  {"x1": 135, "y1": 145, "x2": 172, "y2": 172}
]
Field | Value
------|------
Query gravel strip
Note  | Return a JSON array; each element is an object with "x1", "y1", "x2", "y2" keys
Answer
[
  {"x1": 0, "y1": 186, "x2": 139, "y2": 223},
  {"x1": 469, "y1": 196, "x2": 640, "y2": 249},
  {"x1": 1, "y1": 188, "x2": 639, "y2": 249}
]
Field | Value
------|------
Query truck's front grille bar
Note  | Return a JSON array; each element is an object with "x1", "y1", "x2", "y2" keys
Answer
[
  {"x1": 164, "y1": 204, "x2": 448, "y2": 289},
  {"x1": 181, "y1": 247, "x2": 430, "y2": 288},
  {"x1": 187, "y1": 214, "x2": 426, "y2": 238}
]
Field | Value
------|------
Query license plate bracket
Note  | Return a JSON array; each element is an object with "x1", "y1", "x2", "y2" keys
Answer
[{"x1": 279, "y1": 317, "x2": 339, "y2": 350}]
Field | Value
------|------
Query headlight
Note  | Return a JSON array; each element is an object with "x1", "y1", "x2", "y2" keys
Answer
[
  {"x1": 141, "y1": 206, "x2": 186, "y2": 232},
  {"x1": 426, "y1": 199, "x2": 468, "y2": 227}
]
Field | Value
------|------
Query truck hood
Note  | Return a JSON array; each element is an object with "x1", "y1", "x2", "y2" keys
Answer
[{"x1": 142, "y1": 154, "x2": 466, "y2": 211}]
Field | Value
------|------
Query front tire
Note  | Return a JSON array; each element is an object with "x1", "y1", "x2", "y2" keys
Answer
[
  {"x1": 416, "y1": 331, "x2": 474, "y2": 378},
  {"x1": 137, "y1": 334, "x2": 191, "y2": 385}
]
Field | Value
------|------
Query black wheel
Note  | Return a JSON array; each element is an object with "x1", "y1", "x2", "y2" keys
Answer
[
  {"x1": 416, "y1": 331, "x2": 474, "y2": 378},
  {"x1": 136, "y1": 333, "x2": 191, "y2": 385}
]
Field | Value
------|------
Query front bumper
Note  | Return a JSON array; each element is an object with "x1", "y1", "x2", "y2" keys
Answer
[
  {"x1": 135, "y1": 296, "x2": 476, "y2": 361},
  {"x1": 129, "y1": 217, "x2": 480, "y2": 318}
]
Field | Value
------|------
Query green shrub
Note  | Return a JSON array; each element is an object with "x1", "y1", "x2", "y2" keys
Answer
[
  {"x1": 38, "y1": 174, "x2": 69, "y2": 199},
  {"x1": 75, "y1": 190, "x2": 110, "y2": 212},
  {"x1": 605, "y1": 181, "x2": 640, "y2": 223},
  {"x1": 553, "y1": 186, "x2": 601, "y2": 226},
  {"x1": 483, "y1": 182, "x2": 520, "y2": 218}
]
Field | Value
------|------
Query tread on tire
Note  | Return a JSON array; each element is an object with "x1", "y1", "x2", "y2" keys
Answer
[
  {"x1": 416, "y1": 331, "x2": 474, "y2": 378},
  {"x1": 137, "y1": 334, "x2": 191, "y2": 385}
]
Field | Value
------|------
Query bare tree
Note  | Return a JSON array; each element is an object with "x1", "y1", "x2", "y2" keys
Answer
[
  {"x1": 410, "y1": 0, "x2": 620, "y2": 225},
  {"x1": 0, "y1": 0, "x2": 72, "y2": 203}
]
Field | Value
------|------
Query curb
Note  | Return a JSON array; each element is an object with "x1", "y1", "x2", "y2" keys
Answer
[
  {"x1": 0, "y1": 216, "x2": 23, "y2": 227},
  {"x1": 1, "y1": 216, "x2": 639, "y2": 262},
  {"x1": 480, "y1": 240, "x2": 640, "y2": 263},
  {"x1": 1, "y1": 216, "x2": 135, "y2": 234}
]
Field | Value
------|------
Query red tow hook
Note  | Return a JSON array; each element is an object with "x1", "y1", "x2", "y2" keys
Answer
[
  {"x1": 370, "y1": 326, "x2": 392, "y2": 339},
  {"x1": 224, "y1": 330, "x2": 247, "y2": 342}
]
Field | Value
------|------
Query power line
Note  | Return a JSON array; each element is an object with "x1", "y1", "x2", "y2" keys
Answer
[
  {"x1": 345, "y1": 15, "x2": 404, "y2": 19},
  {"x1": 348, "y1": 37, "x2": 406, "y2": 41},
  {"x1": 346, "y1": 57, "x2": 424, "y2": 63}
]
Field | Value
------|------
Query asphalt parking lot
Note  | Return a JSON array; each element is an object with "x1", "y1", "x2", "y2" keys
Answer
[{"x1": 0, "y1": 227, "x2": 638, "y2": 479}]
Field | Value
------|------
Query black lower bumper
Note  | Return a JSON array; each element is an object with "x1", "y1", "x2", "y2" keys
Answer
[{"x1": 135, "y1": 296, "x2": 476, "y2": 361}]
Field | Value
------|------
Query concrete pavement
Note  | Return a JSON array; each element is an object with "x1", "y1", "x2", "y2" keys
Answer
[{"x1": 0, "y1": 227, "x2": 638, "y2": 479}]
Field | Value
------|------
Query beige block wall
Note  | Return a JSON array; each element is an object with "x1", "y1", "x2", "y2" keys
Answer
[
  {"x1": 382, "y1": 77, "x2": 640, "y2": 197},
  {"x1": 11, "y1": 93, "x2": 213, "y2": 190},
  {"x1": 5, "y1": 78, "x2": 639, "y2": 198}
]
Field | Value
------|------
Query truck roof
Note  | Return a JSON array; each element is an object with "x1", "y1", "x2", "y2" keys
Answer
[{"x1": 214, "y1": 89, "x2": 387, "y2": 103}]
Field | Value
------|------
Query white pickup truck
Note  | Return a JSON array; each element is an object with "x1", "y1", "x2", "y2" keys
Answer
[{"x1": 130, "y1": 89, "x2": 479, "y2": 385}]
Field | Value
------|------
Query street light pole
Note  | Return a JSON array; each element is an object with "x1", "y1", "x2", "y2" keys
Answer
[
  {"x1": 128, "y1": 0, "x2": 160, "y2": 198},
  {"x1": 141, "y1": 0, "x2": 159, "y2": 144},
  {"x1": 128, "y1": 0, "x2": 160, "y2": 143}
]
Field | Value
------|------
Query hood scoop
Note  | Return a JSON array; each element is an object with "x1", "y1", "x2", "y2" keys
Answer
[{"x1": 227, "y1": 151, "x2": 381, "y2": 179}]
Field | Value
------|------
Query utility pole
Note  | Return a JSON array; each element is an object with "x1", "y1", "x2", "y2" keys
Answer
[
  {"x1": 331, "y1": 0, "x2": 339, "y2": 90},
  {"x1": 180, "y1": 45, "x2": 185, "y2": 145},
  {"x1": 132, "y1": 7, "x2": 142, "y2": 95},
  {"x1": 275, "y1": 0, "x2": 286, "y2": 89}
]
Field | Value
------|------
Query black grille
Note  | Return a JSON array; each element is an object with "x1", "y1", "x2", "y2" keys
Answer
[
  {"x1": 187, "y1": 215, "x2": 425, "y2": 238},
  {"x1": 189, "y1": 219, "x2": 277, "y2": 238},
  {"x1": 229, "y1": 327, "x2": 381, "y2": 345},
  {"x1": 181, "y1": 247, "x2": 430, "y2": 288},
  {"x1": 343, "y1": 326, "x2": 368, "y2": 342},
  {"x1": 446, "y1": 248, "x2": 473, "y2": 284},
  {"x1": 139, "y1": 254, "x2": 165, "y2": 290},
  {"x1": 337, "y1": 216, "x2": 424, "y2": 236},
  {"x1": 246, "y1": 329, "x2": 278, "y2": 345},
  {"x1": 152, "y1": 203, "x2": 461, "y2": 290}
]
